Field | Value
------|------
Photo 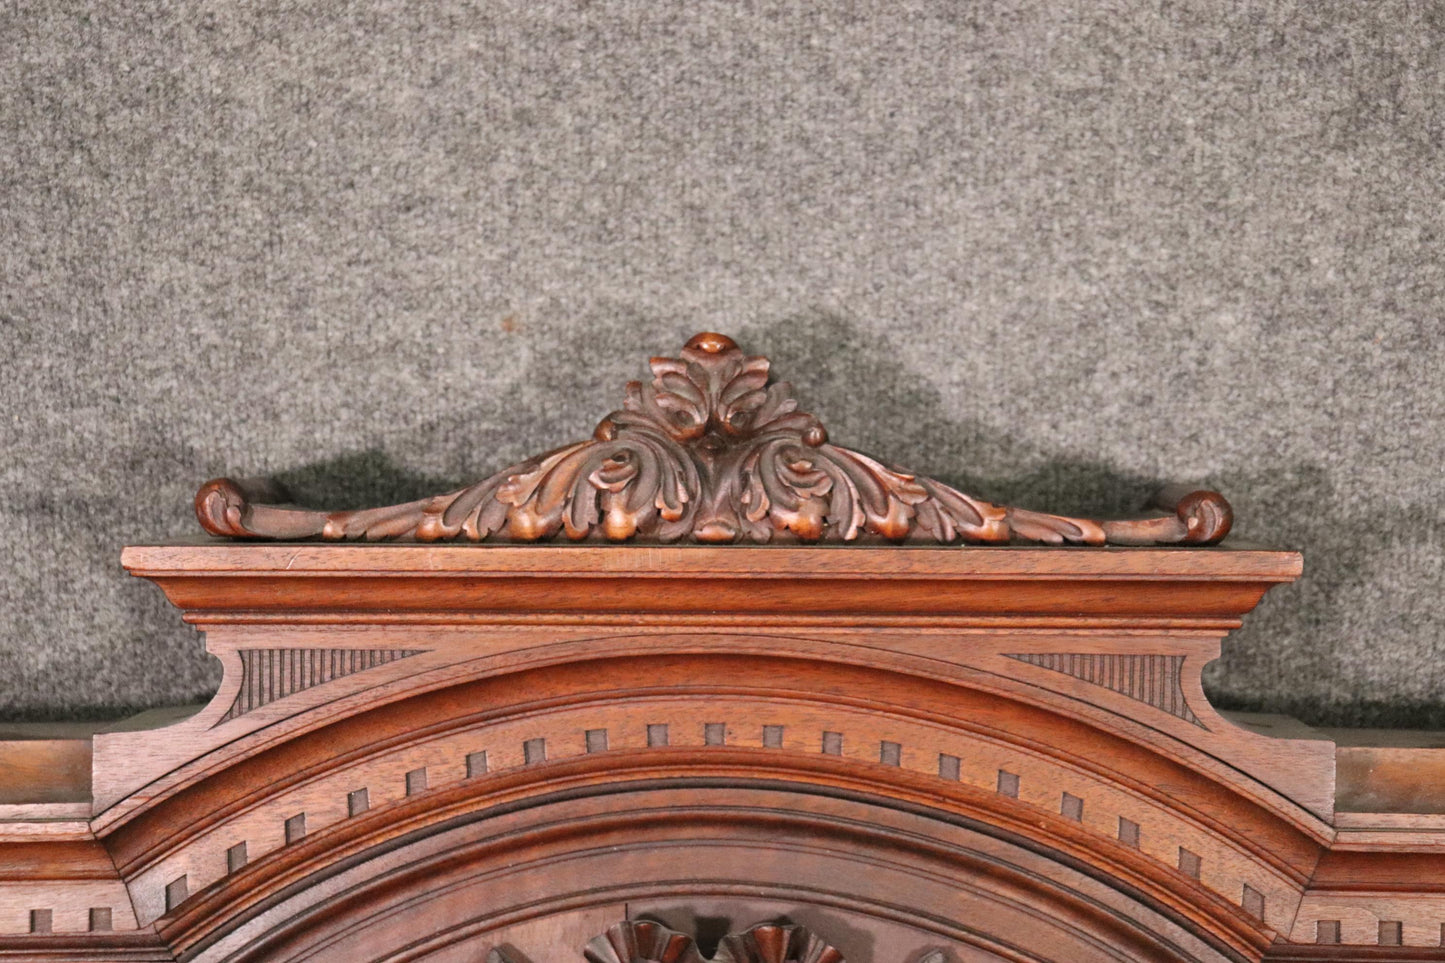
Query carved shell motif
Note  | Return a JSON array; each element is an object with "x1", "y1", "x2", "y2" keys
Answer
[
  {"x1": 489, "y1": 921, "x2": 947, "y2": 963},
  {"x1": 196, "y1": 332, "x2": 1232, "y2": 546},
  {"x1": 583, "y1": 922, "x2": 844, "y2": 963}
]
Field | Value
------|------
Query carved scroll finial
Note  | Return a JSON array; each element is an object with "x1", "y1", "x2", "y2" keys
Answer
[{"x1": 195, "y1": 333, "x2": 1232, "y2": 546}]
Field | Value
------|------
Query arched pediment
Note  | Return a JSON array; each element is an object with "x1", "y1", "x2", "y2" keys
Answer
[
  {"x1": 159, "y1": 782, "x2": 1258, "y2": 963},
  {"x1": 91, "y1": 621, "x2": 1322, "y2": 961},
  {"x1": 6, "y1": 334, "x2": 1442, "y2": 961}
]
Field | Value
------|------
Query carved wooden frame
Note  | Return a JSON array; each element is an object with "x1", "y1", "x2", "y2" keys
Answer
[{"x1": 1, "y1": 334, "x2": 1441, "y2": 963}]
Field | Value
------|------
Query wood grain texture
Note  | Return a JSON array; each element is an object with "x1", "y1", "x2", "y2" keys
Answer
[
  {"x1": 219, "y1": 648, "x2": 424, "y2": 723},
  {"x1": 1006, "y1": 653, "x2": 1204, "y2": 726},
  {"x1": 0, "y1": 741, "x2": 91, "y2": 805},
  {"x1": 5, "y1": 539, "x2": 1445, "y2": 959},
  {"x1": 579, "y1": 920, "x2": 844, "y2": 963},
  {"x1": 98, "y1": 543, "x2": 1330, "y2": 828},
  {"x1": 1335, "y1": 746, "x2": 1445, "y2": 815},
  {"x1": 161, "y1": 784, "x2": 1261, "y2": 963},
  {"x1": 95, "y1": 662, "x2": 1318, "y2": 935},
  {"x1": 119, "y1": 543, "x2": 1301, "y2": 626}
]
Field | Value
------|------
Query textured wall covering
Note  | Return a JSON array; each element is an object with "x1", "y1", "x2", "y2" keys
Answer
[{"x1": 1, "y1": 2, "x2": 1442, "y2": 726}]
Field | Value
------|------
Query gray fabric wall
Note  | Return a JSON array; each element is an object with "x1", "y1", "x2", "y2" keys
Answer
[{"x1": 2, "y1": 2, "x2": 1442, "y2": 727}]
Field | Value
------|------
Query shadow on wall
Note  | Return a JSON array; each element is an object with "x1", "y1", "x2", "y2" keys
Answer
[
  {"x1": 116, "y1": 312, "x2": 1445, "y2": 730},
  {"x1": 738, "y1": 313, "x2": 1445, "y2": 731},
  {"x1": 272, "y1": 311, "x2": 1170, "y2": 515}
]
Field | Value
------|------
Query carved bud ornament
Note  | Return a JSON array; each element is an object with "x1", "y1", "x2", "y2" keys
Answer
[{"x1": 196, "y1": 333, "x2": 1231, "y2": 546}]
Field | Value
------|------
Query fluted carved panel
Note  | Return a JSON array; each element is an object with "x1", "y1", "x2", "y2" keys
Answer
[
  {"x1": 1006, "y1": 653, "x2": 1204, "y2": 728},
  {"x1": 220, "y1": 648, "x2": 425, "y2": 723}
]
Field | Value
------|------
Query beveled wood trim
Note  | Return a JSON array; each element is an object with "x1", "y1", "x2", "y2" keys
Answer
[
  {"x1": 82, "y1": 625, "x2": 1335, "y2": 847},
  {"x1": 122, "y1": 544, "x2": 1302, "y2": 626},
  {"x1": 123, "y1": 543, "x2": 1302, "y2": 580},
  {"x1": 0, "y1": 932, "x2": 173, "y2": 960},
  {"x1": 1262, "y1": 947, "x2": 1445, "y2": 961}
]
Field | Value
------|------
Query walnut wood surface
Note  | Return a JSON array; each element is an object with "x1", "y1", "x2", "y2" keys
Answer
[
  {"x1": 119, "y1": 543, "x2": 1300, "y2": 629},
  {"x1": 194, "y1": 333, "x2": 1233, "y2": 547},
  {"x1": 2, "y1": 541, "x2": 1444, "y2": 959},
  {"x1": 577, "y1": 920, "x2": 845, "y2": 963},
  {"x1": 1, "y1": 332, "x2": 1434, "y2": 960}
]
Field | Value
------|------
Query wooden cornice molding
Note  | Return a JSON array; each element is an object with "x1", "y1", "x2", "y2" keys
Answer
[
  {"x1": 118, "y1": 542, "x2": 1301, "y2": 624},
  {"x1": 195, "y1": 332, "x2": 1233, "y2": 546}
]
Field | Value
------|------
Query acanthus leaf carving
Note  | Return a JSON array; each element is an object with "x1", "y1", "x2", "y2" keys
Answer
[{"x1": 196, "y1": 332, "x2": 1232, "y2": 546}]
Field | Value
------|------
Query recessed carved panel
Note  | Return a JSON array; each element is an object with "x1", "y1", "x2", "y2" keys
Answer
[
  {"x1": 220, "y1": 648, "x2": 425, "y2": 723},
  {"x1": 1006, "y1": 653, "x2": 1204, "y2": 728}
]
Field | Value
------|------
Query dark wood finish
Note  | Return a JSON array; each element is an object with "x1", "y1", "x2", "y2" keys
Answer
[{"x1": 195, "y1": 333, "x2": 1231, "y2": 546}]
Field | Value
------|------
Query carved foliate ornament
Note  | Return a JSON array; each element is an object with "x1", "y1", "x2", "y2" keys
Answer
[{"x1": 196, "y1": 333, "x2": 1231, "y2": 546}]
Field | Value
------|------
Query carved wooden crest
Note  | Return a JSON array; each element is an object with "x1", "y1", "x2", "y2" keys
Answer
[{"x1": 196, "y1": 332, "x2": 1231, "y2": 545}]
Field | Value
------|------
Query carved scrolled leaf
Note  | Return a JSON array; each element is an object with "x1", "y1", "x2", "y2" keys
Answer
[{"x1": 195, "y1": 333, "x2": 1232, "y2": 546}]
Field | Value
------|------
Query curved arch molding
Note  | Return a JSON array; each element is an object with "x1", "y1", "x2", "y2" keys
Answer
[{"x1": 3, "y1": 542, "x2": 1445, "y2": 959}]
